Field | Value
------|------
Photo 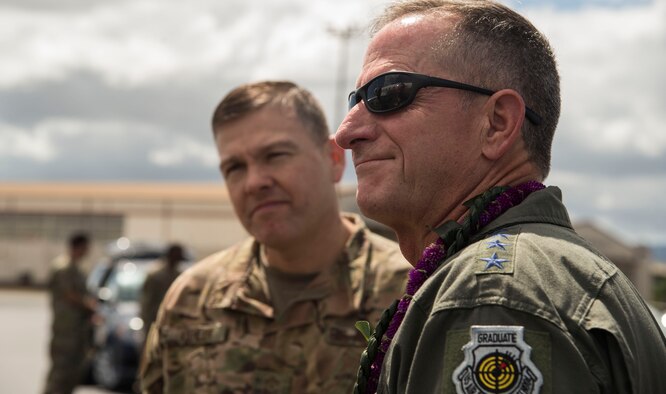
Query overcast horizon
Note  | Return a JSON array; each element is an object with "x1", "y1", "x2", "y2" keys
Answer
[{"x1": 0, "y1": 0, "x2": 664, "y2": 246}]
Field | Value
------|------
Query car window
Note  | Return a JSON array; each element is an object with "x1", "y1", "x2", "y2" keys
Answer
[
  {"x1": 115, "y1": 269, "x2": 147, "y2": 301},
  {"x1": 87, "y1": 263, "x2": 109, "y2": 293}
]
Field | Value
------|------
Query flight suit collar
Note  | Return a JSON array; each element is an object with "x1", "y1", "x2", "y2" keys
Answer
[{"x1": 473, "y1": 186, "x2": 573, "y2": 242}]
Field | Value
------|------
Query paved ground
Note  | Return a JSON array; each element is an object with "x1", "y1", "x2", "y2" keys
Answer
[{"x1": 0, "y1": 289, "x2": 123, "y2": 394}]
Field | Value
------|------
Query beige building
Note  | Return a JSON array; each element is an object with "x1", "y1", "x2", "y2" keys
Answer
[
  {"x1": 0, "y1": 183, "x2": 248, "y2": 285},
  {"x1": 0, "y1": 182, "x2": 369, "y2": 286},
  {"x1": 0, "y1": 183, "x2": 662, "y2": 306}
]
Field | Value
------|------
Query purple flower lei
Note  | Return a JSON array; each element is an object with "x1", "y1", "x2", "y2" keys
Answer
[{"x1": 364, "y1": 181, "x2": 545, "y2": 393}]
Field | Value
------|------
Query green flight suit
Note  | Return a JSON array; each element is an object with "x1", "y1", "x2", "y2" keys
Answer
[
  {"x1": 378, "y1": 186, "x2": 666, "y2": 394},
  {"x1": 140, "y1": 214, "x2": 411, "y2": 394}
]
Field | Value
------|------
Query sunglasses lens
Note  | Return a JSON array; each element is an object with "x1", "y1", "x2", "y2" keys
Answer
[
  {"x1": 348, "y1": 91, "x2": 359, "y2": 110},
  {"x1": 365, "y1": 74, "x2": 415, "y2": 113}
]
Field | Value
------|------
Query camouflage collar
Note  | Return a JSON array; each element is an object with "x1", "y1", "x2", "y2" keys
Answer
[{"x1": 204, "y1": 214, "x2": 374, "y2": 321}]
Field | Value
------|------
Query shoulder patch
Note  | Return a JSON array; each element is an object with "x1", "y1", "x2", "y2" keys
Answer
[
  {"x1": 452, "y1": 326, "x2": 543, "y2": 394},
  {"x1": 475, "y1": 232, "x2": 517, "y2": 275}
]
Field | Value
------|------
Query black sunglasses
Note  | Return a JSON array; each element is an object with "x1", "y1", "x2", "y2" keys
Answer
[{"x1": 348, "y1": 71, "x2": 542, "y2": 125}]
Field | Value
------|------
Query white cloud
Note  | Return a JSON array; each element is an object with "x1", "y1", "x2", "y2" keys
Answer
[
  {"x1": 0, "y1": 0, "x2": 664, "y2": 244},
  {"x1": 0, "y1": 2, "x2": 252, "y2": 88},
  {"x1": 0, "y1": 0, "x2": 388, "y2": 89},
  {"x1": 149, "y1": 138, "x2": 218, "y2": 168},
  {"x1": 0, "y1": 118, "x2": 169, "y2": 161},
  {"x1": 0, "y1": 117, "x2": 222, "y2": 182},
  {"x1": 549, "y1": 169, "x2": 666, "y2": 244},
  {"x1": 525, "y1": 0, "x2": 666, "y2": 157},
  {"x1": 0, "y1": 122, "x2": 56, "y2": 161}
]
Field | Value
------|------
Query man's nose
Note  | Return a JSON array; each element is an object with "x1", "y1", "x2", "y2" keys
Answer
[
  {"x1": 335, "y1": 103, "x2": 373, "y2": 149},
  {"x1": 244, "y1": 165, "x2": 274, "y2": 194}
]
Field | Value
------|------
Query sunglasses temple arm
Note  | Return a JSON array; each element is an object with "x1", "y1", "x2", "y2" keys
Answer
[{"x1": 524, "y1": 106, "x2": 542, "y2": 125}]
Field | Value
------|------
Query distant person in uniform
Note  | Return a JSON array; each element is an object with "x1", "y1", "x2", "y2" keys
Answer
[
  {"x1": 139, "y1": 81, "x2": 411, "y2": 393},
  {"x1": 43, "y1": 232, "x2": 96, "y2": 394},
  {"x1": 140, "y1": 243, "x2": 185, "y2": 334},
  {"x1": 335, "y1": 0, "x2": 666, "y2": 393}
]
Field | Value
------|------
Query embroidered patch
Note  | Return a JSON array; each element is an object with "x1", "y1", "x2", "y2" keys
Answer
[
  {"x1": 475, "y1": 233, "x2": 517, "y2": 274},
  {"x1": 453, "y1": 326, "x2": 543, "y2": 394},
  {"x1": 480, "y1": 252, "x2": 509, "y2": 270}
]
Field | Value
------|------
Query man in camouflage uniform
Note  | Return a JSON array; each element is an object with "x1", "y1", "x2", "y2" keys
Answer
[
  {"x1": 141, "y1": 243, "x2": 185, "y2": 335},
  {"x1": 335, "y1": 1, "x2": 666, "y2": 393},
  {"x1": 139, "y1": 81, "x2": 411, "y2": 393},
  {"x1": 44, "y1": 232, "x2": 97, "y2": 394}
]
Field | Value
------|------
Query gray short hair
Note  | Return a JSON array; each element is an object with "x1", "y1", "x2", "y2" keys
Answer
[{"x1": 373, "y1": 0, "x2": 560, "y2": 178}]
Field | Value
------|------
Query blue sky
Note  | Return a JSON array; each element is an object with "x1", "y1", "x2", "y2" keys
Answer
[{"x1": 0, "y1": 0, "x2": 664, "y2": 246}]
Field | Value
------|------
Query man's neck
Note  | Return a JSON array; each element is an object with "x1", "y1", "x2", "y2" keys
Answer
[
  {"x1": 393, "y1": 203, "x2": 469, "y2": 265},
  {"x1": 394, "y1": 171, "x2": 543, "y2": 265},
  {"x1": 263, "y1": 214, "x2": 353, "y2": 275}
]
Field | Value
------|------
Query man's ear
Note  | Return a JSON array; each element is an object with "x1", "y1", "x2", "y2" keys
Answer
[
  {"x1": 481, "y1": 89, "x2": 526, "y2": 161},
  {"x1": 326, "y1": 136, "x2": 346, "y2": 182}
]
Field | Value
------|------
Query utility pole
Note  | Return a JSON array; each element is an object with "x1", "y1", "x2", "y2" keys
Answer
[{"x1": 328, "y1": 25, "x2": 362, "y2": 130}]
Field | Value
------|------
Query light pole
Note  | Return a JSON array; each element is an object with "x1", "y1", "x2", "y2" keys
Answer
[{"x1": 328, "y1": 25, "x2": 362, "y2": 130}]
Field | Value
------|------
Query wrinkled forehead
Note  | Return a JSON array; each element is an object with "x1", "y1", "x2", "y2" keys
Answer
[{"x1": 360, "y1": 13, "x2": 459, "y2": 85}]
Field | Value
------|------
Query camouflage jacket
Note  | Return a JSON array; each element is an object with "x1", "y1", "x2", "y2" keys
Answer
[{"x1": 140, "y1": 214, "x2": 411, "y2": 394}]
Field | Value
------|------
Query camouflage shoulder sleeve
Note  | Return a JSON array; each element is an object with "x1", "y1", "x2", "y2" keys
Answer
[
  {"x1": 139, "y1": 322, "x2": 164, "y2": 394},
  {"x1": 364, "y1": 231, "x2": 411, "y2": 307},
  {"x1": 139, "y1": 251, "x2": 222, "y2": 391},
  {"x1": 138, "y1": 245, "x2": 242, "y2": 393}
]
